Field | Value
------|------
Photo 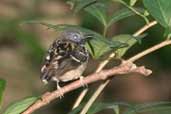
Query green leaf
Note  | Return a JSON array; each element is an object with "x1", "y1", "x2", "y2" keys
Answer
[
  {"x1": 84, "y1": 2, "x2": 108, "y2": 26},
  {"x1": 70, "y1": 0, "x2": 97, "y2": 13},
  {"x1": 4, "y1": 97, "x2": 38, "y2": 114},
  {"x1": 108, "y1": 8, "x2": 135, "y2": 27},
  {"x1": 124, "y1": 102, "x2": 171, "y2": 114},
  {"x1": 69, "y1": 102, "x2": 133, "y2": 114},
  {"x1": 108, "y1": 8, "x2": 145, "y2": 27},
  {"x1": 0, "y1": 79, "x2": 6, "y2": 108},
  {"x1": 111, "y1": 0, "x2": 125, "y2": 4},
  {"x1": 88, "y1": 103, "x2": 119, "y2": 114},
  {"x1": 130, "y1": 0, "x2": 138, "y2": 6},
  {"x1": 112, "y1": 34, "x2": 138, "y2": 57},
  {"x1": 69, "y1": 104, "x2": 84, "y2": 114},
  {"x1": 86, "y1": 37, "x2": 127, "y2": 59},
  {"x1": 143, "y1": 0, "x2": 171, "y2": 29},
  {"x1": 88, "y1": 102, "x2": 134, "y2": 114},
  {"x1": 24, "y1": 22, "x2": 127, "y2": 58}
]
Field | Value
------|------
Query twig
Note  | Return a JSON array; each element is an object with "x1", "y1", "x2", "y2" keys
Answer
[
  {"x1": 72, "y1": 89, "x2": 89, "y2": 109},
  {"x1": 79, "y1": 21, "x2": 157, "y2": 114},
  {"x1": 72, "y1": 53, "x2": 116, "y2": 109},
  {"x1": 22, "y1": 21, "x2": 158, "y2": 114},
  {"x1": 133, "y1": 21, "x2": 157, "y2": 37},
  {"x1": 128, "y1": 40, "x2": 171, "y2": 62},
  {"x1": 22, "y1": 62, "x2": 151, "y2": 114},
  {"x1": 79, "y1": 79, "x2": 110, "y2": 114},
  {"x1": 79, "y1": 39, "x2": 171, "y2": 114}
]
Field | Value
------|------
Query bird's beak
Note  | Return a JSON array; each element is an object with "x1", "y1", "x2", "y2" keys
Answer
[{"x1": 84, "y1": 33, "x2": 93, "y2": 40}]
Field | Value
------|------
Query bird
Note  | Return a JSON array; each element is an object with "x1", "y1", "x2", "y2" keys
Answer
[{"x1": 40, "y1": 29, "x2": 91, "y2": 91}]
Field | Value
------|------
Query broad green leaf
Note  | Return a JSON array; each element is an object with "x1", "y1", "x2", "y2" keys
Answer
[
  {"x1": 88, "y1": 103, "x2": 119, "y2": 114},
  {"x1": 108, "y1": 8, "x2": 145, "y2": 27},
  {"x1": 108, "y1": 8, "x2": 135, "y2": 27},
  {"x1": 0, "y1": 79, "x2": 6, "y2": 108},
  {"x1": 130, "y1": 0, "x2": 137, "y2": 6},
  {"x1": 112, "y1": 0, "x2": 125, "y2": 4},
  {"x1": 143, "y1": 0, "x2": 171, "y2": 29},
  {"x1": 24, "y1": 22, "x2": 127, "y2": 58},
  {"x1": 70, "y1": 0, "x2": 97, "y2": 13},
  {"x1": 84, "y1": 2, "x2": 108, "y2": 26},
  {"x1": 124, "y1": 102, "x2": 171, "y2": 114},
  {"x1": 4, "y1": 97, "x2": 38, "y2": 114},
  {"x1": 85, "y1": 37, "x2": 127, "y2": 58},
  {"x1": 112, "y1": 34, "x2": 137, "y2": 57}
]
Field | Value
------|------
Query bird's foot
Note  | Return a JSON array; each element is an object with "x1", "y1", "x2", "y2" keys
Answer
[
  {"x1": 79, "y1": 76, "x2": 88, "y2": 88},
  {"x1": 57, "y1": 84, "x2": 64, "y2": 99},
  {"x1": 52, "y1": 77, "x2": 64, "y2": 99}
]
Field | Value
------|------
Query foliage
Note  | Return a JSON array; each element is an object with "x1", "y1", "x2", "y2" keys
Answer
[
  {"x1": 0, "y1": 79, "x2": 6, "y2": 109},
  {"x1": 69, "y1": 101, "x2": 171, "y2": 114},
  {"x1": 2, "y1": 0, "x2": 171, "y2": 114},
  {"x1": 3, "y1": 97, "x2": 38, "y2": 114}
]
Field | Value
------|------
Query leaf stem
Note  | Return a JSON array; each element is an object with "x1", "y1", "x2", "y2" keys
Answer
[
  {"x1": 103, "y1": 26, "x2": 108, "y2": 36},
  {"x1": 117, "y1": 0, "x2": 149, "y2": 24}
]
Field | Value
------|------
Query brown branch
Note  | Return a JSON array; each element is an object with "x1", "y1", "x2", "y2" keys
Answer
[
  {"x1": 22, "y1": 61, "x2": 151, "y2": 114},
  {"x1": 72, "y1": 53, "x2": 116, "y2": 109},
  {"x1": 79, "y1": 20, "x2": 158, "y2": 114}
]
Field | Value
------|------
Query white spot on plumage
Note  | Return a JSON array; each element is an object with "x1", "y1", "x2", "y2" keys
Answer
[
  {"x1": 41, "y1": 65, "x2": 46, "y2": 72},
  {"x1": 46, "y1": 55, "x2": 50, "y2": 60},
  {"x1": 42, "y1": 79, "x2": 48, "y2": 84},
  {"x1": 70, "y1": 55, "x2": 81, "y2": 63},
  {"x1": 56, "y1": 55, "x2": 62, "y2": 60}
]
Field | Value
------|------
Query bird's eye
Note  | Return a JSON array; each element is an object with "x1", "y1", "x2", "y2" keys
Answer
[{"x1": 73, "y1": 34, "x2": 79, "y2": 39}]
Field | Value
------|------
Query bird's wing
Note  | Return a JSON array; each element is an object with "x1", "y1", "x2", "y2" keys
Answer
[{"x1": 54, "y1": 57, "x2": 82, "y2": 77}]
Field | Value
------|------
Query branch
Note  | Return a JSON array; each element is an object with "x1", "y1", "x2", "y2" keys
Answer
[
  {"x1": 79, "y1": 20, "x2": 158, "y2": 114},
  {"x1": 72, "y1": 53, "x2": 116, "y2": 109},
  {"x1": 133, "y1": 21, "x2": 157, "y2": 37},
  {"x1": 22, "y1": 21, "x2": 158, "y2": 114},
  {"x1": 22, "y1": 61, "x2": 151, "y2": 114},
  {"x1": 128, "y1": 40, "x2": 171, "y2": 62}
]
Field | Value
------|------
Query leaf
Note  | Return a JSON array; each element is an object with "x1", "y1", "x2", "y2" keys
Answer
[
  {"x1": 143, "y1": 0, "x2": 171, "y2": 29},
  {"x1": 24, "y1": 22, "x2": 127, "y2": 58},
  {"x1": 85, "y1": 37, "x2": 127, "y2": 59},
  {"x1": 88, "y1": 102, "x2": 134, "y2": 114},
  {"x1": 71, "y1": 0, "x2": 97, "y2": 13},
  {"x1": 84, "y1": 2, "x2": 108, "y2": 26},
  {"x1": 112, "y1": 34, "x2": 138, "y2": 57},
  {"x1": 108, "y1": 8, "x2": 135, "y2": 27},
  {"x1": 88, "y1": 103, "x2": 119, "y2": 114},
  {"x1": 4, "y1": 97, "x2": 38, "y2": 114},
  {"x1": 108, "y1": 8, "x2": 145, "y2": 27},
  {"x1": 0, "y1": 79, "x2": 6, "y2": 108},
  {"x1": 111, "y1": 0, "x2": 125, "y2": 3},
  {"x1": 69, "y1": 102, "x2": 133, "y2": 114},
  {"x1": 124, "y1": 102, "x2": 171, "y2": 114},
  {"x1": 130, "y1": 0, "x2": 138, "y2": 6},
  {"x1": 69, "y1": 104, "x2": 84, "y2": 114}
]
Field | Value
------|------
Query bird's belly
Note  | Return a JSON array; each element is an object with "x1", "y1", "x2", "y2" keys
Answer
[{"x1": 58, "y1": 62, "x2": 87, "y2": 82}]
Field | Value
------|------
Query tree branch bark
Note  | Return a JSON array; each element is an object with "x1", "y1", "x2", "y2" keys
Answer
[{"x1": 22, "y1": 61, "x2": 151, "y2": 114}]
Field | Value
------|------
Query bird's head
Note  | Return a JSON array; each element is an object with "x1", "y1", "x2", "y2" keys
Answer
[{"x1": 62, "y1": 29, "x2": 92, "y2": 44}]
